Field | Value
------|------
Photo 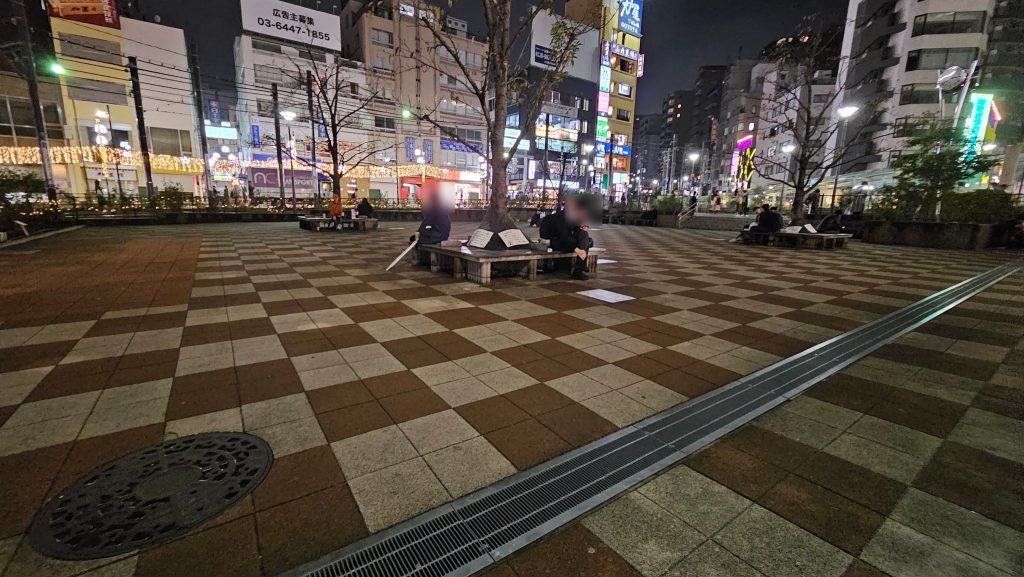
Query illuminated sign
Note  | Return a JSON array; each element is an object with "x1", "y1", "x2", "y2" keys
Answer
[
  {"x1": 596, "y1": 117, "x2": 610, "y2": 142},
  {"x1": 503, "y1": 128, "x2": 530, "y2": 152},
  {"x1": 637, "y1": 54, "x2": 645, "y2": 78},
  {"x1": 962, "y1": 92, "x2": 994, "y2": 155},
  {"x1": 48, "y1": 0, "x2": 120, "y2": 29},
  {"x1": 618, "y1": 0, "x2": 643, "y2": 37},
  {"x1": 610, "y1": 43, "x2": 638, "y2": 61},
  {"x1": 599, "y1": 65, "x2": 612, "y2": 93},
  {"x1": 611, "y1": 144, "x2": 631, "y2": 156},
  {"x1": 534, "y1": 123, "x2": 579, "y2": 142},
  {"x1": 595, "y1": 142, "x2": 608, "y2": 156},
  {"x1": 598, "y1": 92, "x2": 610, "y2": 115},
  {"x1": 601, "y1": 41, "x2": 612, "y2": 67},
  {"x1": 534, "y1": 45, "x2": 557, "y2": 68}
]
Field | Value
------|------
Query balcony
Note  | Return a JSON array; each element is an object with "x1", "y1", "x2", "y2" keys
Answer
[
  {"x1": 849, "y1": 47, "x2": 900, "y2": 86},
  {"x1": 853, "y1": 13, "x2": 906, "y2": 54}
]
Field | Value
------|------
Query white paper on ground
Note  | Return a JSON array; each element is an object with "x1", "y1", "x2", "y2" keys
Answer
[
  {"x1": 597, "y1": 259, "x2": 617, "y2": 264},
  {"x1": 576, "y1": 289, "x2": 635, "y2": 303}
]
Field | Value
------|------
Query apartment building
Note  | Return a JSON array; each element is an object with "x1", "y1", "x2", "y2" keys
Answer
[
  {"x1": 631, "y1": 113, "x2": 662, "y2": 190},
  {"x1": 688, "y1": 65, "x2": 728, "y2": 191},
  {"x1": 709, "y1": 60, "x2": 760, "y2": 190},
  {"x1": 341, "y1": 0, "x2": 489, "y2": 201},
  {"x1": 660, "y1": 89, "x2": 693, "y2": 192},
  {"x1": 833, "y1": 0, "x2": 1013, "y2": 186}
]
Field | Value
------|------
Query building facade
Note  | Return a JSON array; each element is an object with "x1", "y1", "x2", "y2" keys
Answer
[
  {"x1": 659, "y1": 89, "x2": 693, "y2": 192},
  {"x1": 631, "y1": 113, "x2": 661, "y2": 191}
]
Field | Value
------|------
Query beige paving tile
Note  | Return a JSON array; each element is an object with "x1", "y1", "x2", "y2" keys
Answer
[
  {"x1": 331, "y1": 425, "x2": 419, "y2": 480},
  {"x1": 423, "y1": 436, "x2": 515, "y2": 498},
  {"x1": 124, "y1": 328, "x2": 183, "y2": 355},
  {"x1": 947, "y1": 408, "x2": 1024, "y2": 464},
  {"x1": 4, "y1": 391, "x2": 99, "y2": 428},
  {"x1": 783, "y1": 396, "x2": 862, "y2": 430},
  {"x1": 453, "y1": 354, "x2": 510, "y2": 376},
  {"x1": 0, "y1": 366, "x2": 53, "y2": 407},
  {"x1": 399, "y1": 410, "x2": 479, "y2": 455},
  {"x1": 848, "y1": 415, "x2": 941, "y2": 460},
  {"x1": 413, "y1": 362, "x2": 473, "y2": 386},
  {"x1": 476, "y1": 367, "x2": 537, "y2": 394},
  {"x1": 251, "y1": 416, "x2": 326, "y2": 457},
  {"x1": 431, "y1": 377, "x2": 497, "y2": 407},
  {"x1": 713, "y1": 505, "x2": 851, "y2": 577},
  {"x1": 583, "y1": 492, "x2": 705, "y2": 576},
  {"x1": 0, "y1": 413, "x2": 86, "y2": 457},
  {"x1": 619, "y1": 380, "x2": 687, "y2": 411},
  {"x1": 547, "y1": 373, "x2": 612, "y2": 402},
  {"x1": 753, "y1": 407, "x2": 844, "y2": 449},
  {"x1": 298, "y1": 364, "x2": 358, "y2": 390},
  {"x1": 79, "y1": 397, "x2": 168, "y2": 439},
  {"x1": 174, "y1": 352, "x2": 234, "y2": 377},
  {"x1": 823, "y1": 433, "x2": 929, "y2": 484},
  {"x1": 666, "y1": 540, "x2": 765, "y2": 577},
  {"x1": 861, "y1": 519, "x2": 1008, "y2": 577},
  {"x1": 581, "y1": 391, "x2": 656, "y2": 427},
  {"x1": 583, "y1": 364, "x2": 645, "y2": 389},
  {"x1": 241, "y1": 393, "x2": 314, "y2": 430},
  {"x1": 348, "y1": 458, "x2": 450, "y2": 532},
  {"x1": 290, "y1": 350, "x2": 346, "y2": 373},
  {"x1": 23, "y1": 321, "x2": 95, "y2": 345},
  {"x1": 639, "y1": 465, "x2": 752, "y2": 537},
  {"x1": 164, "y1": 408, "x2": 244, "y2": 438}
]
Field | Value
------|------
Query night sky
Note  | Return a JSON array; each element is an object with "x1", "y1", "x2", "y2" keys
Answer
[
  {"x1": 133, "y1": 0, "x2": 851, "y2": 115},
  {"x1": 635, "y1": 0, "x2": 849, "y2": 114}
]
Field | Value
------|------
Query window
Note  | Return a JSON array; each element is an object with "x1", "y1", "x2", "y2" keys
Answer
[
  {"x1": 506, "y1": 113, "x2": 519, "y2": 128},
  {"x1": 899, "y1": 84, "x2": 959, "y2": 105},
  {"x1": 572, "y1": 95, "x2": 590, "y2": 111},
  {"x1": 374, "y1": 116, "x2": 395, "y2": 130},
  {"x1": 440, "y1": 73, "x2": 470, "y2": 91},
  {"x1": 906, "y1": 48, "x2": 978, "y2": 71},
  {"x1": 616, "y1": 108, "x2": 631, "y2": 122},
  {"x1": 461, "y1": 51, "x2": 483, "y2": 69},
  {"x1": 812, "y1": 93, "x2": 831, "y2": 103},
  {"x1": 612, "y1": 133, "x2": 628, "y2": 146},
  {"x1": 912, "y1": 11, "x2": 986, "y2": 36},
  {"x1": 150, "y1": 128, "x2": 193, "y2": 156},
  {"x1": 82, "y1": 124, "x2": 131, "y2": 149},
  {"x1": 549, "y1": 90, "x2": 561, "y2": 103},
  {"x1": 65, "y1": 77, "x2": 127, "y2": 105},
  {"x1": 373, "y1": 55, "x2": 393, "y2": 72},
  {"x1": 888, "y1": 150, "x2": 903, "y2": 167},
  {"x1": 616, "y1": 83, "x2": 633, "y2": 98},
  {"x1": 892, "y1": 117, "x2": 928, "y2": 138},
  {"x1": 350, "y1": 82, "x2": 360, "y2": 96},
  {"x1": 254, "y1": 64, "x2": 290, "y2": 86},
  {"x1": 59, "y1": 34, "x2": 120, "y2": 65},
  {"x1": 371, "y1": 28, "x2": 393, "y2": 47},
  {"x1": 616, "y1": 58, "x2": 634, "y2": 74},
  {"x1": 0, "y1": 96, "x2": 63, "y2": 146}
]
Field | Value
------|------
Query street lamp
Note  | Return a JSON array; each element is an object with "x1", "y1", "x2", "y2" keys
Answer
[
  {"x1": 280, "y1": 110, "x2": 298, "y2": 204},
  {"x1": 781, "y1": 143, "x2": 796, "y2": 154},
  {"x1": 280, "y1": 110, "x2": 297, "y2": 122},
  {"x1": 687, "y1": 152, "x2": 700, "y2": 192},
  {"x1": 830, "y1": 104, "x2": 859, "y2": 211}
]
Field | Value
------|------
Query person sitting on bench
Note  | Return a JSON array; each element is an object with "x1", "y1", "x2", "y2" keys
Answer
[
  {"x1": 739, "y1": 204, "x2": 783, "y2": 243},
  {"x1": 356, "y1": 198, "x2": 375, "y2": 218},
  {"x1": 541, "y1": 195, "x2": 593, "y2": 280},
  {"x1": 409, "y1": 190, "x2": 451, "y2": 247},
  {"x1": 817, "y1": 210, "x2": 844, "y2": 233}
]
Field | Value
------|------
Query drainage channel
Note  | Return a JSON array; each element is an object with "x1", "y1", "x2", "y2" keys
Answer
[{"x1": 284, "y1": 261, "x2": 1021, "y2": 577}]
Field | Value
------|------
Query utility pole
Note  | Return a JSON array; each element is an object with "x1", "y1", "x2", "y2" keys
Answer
[
  {"x1": 272, "y1": 82, "x2": 285, "y2": 202},
  {"x1": 307, "y1": 70, "x2": 318, "y2": 206},
  {"x1": 188, "y1": 43, "x2": 212, "y2": 197},
  {"x1": 556, "y1": 150, "x2": 567, "y2": 203},
  {"x1": 128, "y1": 57, "x2": 154, "y2": 197},
  {"x1": 104, "y1": 105, "x2": 125, "y2": 202},
  {"x1": 14, "y1": 0, "x2": 55, "y2": 199},
  {"x1": 668, "y1": 133, "x2": 677, "y2": 193}
]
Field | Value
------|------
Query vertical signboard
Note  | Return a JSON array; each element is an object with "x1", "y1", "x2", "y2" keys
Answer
[
  {"x1": 618, "y1": 0, "x2": 643, "y2": 37},
  {"x1": 48, "y1": 0, "x2": 120, "y2": 28}
]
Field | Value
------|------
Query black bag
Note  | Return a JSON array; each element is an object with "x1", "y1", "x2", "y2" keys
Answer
[{"x1": 539, "y1": 212, "x2": 556, "y2": 240}]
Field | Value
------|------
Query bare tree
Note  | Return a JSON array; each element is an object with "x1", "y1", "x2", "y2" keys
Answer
[
  {"x1": 404, "y1": 1, "x2": 600, "y2": 236},
  {"x1": 262, "y1": 55, "x2": 395, "y2": 205},
  {"x1": 753, "y1": 17, "x2": 884, "y2": 222}
]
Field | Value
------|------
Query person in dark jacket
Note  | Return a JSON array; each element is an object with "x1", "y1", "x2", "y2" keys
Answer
[
  {"x1": 544, "y1": 196, "x2": 592, "y2": 280},
  {"x1": 356, "y1": 198, "x2": 375, "y2": 218},
  {"x1": 411, "y1": 192, "x2": 451, "y2": 246}
]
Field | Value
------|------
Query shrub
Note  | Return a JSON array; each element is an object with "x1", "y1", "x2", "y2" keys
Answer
[
  {"x1": 940, "y1": 189, "x2": 1015, "y2": 224},
  {"x1": 654, "y1": 195, "x2": 686, "y2": 214}
]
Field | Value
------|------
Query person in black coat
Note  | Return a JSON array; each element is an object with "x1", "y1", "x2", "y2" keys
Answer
[
  {"x1": 543, "y1": 196, "x2": 592, "y2": 280},
  {"x1": 410, "y1": 193, "x2": 451, "y2": 246},
  {"x1": 356, "y1": 198, "x2": 375, "y2": 218}
]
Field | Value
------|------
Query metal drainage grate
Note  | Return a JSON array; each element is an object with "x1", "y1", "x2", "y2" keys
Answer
[
  {"x1": 30, "y1": 432, "x2": 273, "y2": 560},
  {"x1": 285, "y1": 262, "x2": 1021, "y2": 577}
]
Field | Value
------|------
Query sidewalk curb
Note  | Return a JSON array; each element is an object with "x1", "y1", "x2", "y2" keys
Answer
[{"x1": 0, "y1": 225, "x2": 84, "y2": 249}]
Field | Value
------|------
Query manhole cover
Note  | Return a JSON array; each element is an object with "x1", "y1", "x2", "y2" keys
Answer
[{"x1": 29, "y1": 432, "x2": 273, "y2": 560}]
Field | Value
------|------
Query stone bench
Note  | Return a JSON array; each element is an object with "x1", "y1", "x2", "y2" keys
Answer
[
  {"x1": 336, "y1": 218, "x2": 379, "y2": 231},
  {"x1": 418, "y1": 244, "x2": 604, "y2": 285},
  {"x1": 298, "y1": 216, "x2": 331, "y2": 231},
  {"x1": 743, "y1": 230, "x2": 852, "y2": 249}
]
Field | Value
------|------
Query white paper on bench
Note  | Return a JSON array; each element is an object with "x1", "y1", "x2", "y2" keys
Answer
[
  {"x1": 468, "y1": 229, "x2": 493, "y2": 248},
  {"x1": 576, "y1": 289, "x2": 634, "y2": 303},
  {"x1": 498, "y1": 228, "x2": 530, "y2": 247}
]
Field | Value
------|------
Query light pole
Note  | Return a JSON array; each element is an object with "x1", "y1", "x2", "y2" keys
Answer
[
  {"x1": 688, "y1": 152, "x2": 700, "y2": 193},
  {"x1": 280, "y1": 110, "x2": 298, "y2": 208},
  {"x1": 781, "y1": 143, "x2": 796, "y2": 209},
  {"x1": 829, "y1": 105, "x2": 859, "y2": 211}
]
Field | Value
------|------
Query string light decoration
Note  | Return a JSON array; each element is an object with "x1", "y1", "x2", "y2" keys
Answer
[{"x1": 0, "y1": 146, "x2": 205, "y2": 174}]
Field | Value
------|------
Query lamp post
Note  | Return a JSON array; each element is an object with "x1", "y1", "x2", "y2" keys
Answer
[
  {"x1": 280, "y1": 110, "x2": 298, "y2": 208},
  {"x1": 829, "y1": 105, "x2": 859, "y2": 211},
  {"x1": 780, "y1": 143, "x2": 796, "y2": 209},
  {"x1": 688, "y1": 152, "x2": 699, "y2": 193}
]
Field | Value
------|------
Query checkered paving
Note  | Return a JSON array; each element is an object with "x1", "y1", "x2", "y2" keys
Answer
[
  {"x1": 0, "y1": 222, "x2": 1017, "y2": 576},
  {"x1": 480, "y1": 278, "x2": 1023, "y2": 577}
]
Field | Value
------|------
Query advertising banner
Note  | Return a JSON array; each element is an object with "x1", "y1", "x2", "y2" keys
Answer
[
  {"x1": 534, "y1": 45, "x2": 557, "y2": 68},
  {"x1": 618, "y1": 0, "x2": 643, "y2": 37},
  {"x1": 241, "y1": 0, "x2": 340, "y2": 52},
  {"x1": 47, "y1": 0, "x2": 120, "y2": 29}
]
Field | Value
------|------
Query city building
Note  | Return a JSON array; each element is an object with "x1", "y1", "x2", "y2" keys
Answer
[
  {"x1": 831, "y1": 0, "x2": 1018, "y2": 190},
  {"x1": 687, "y1": 65, "x2": 727, "y2": 191},
  {"x1": 659, "y1": 89, "x2": 693, "y2": 192},
  {"x1": 709, "y1": 59, "x2": 759, "y2": 191},
  {"x1": 631, "y1": 113, "x2": 661, "y2": 191},
  {"x1": 341, "y1": 0, "x2": 489, "y2": 202},
  {"x1": 566, "y1": 0, "x2": 645, "y2": 199}
]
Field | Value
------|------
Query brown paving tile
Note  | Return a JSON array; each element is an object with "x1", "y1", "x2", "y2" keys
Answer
[
  {"x1": 679, "y1": 361, "x2": 741, "y2": 387},
  {"x1": 252, "y1": 445, "x2": 345, "y2": 511},
  {"x1": 256, "y1": 484, "x2": 369, "y2": 575},
  {"x1": 759, "y1": 474, "x2": 885, "y2": 555},
  {"x1": 135, "y1": 517, "x2": 261, "y2": 577},
  {"x1": 0, "y1": 405, "x2": 14, "y2": 427},
  {"x1": 27, "y1": 364, "x2": 116, "y2": 402},
  {"x1": 236, "y1": 360, "x2": 304, "y2": 404},
  {"x1": 385, "y1": 287, "x2": 444, "y2": 300},
  {"x1": 526, "y1": 338, "x2": 578, "y2": 359},
  {"x1": 614, "y1": 355, "x2": 673, "y2": 379},
  {"x1": 496, "y1": 345, "x2": 546, "y2": 366},
  {"x1": 505, "y1": 384, "x2": 575, "y2": 417},
  {"x1": 84, "y1": 316, "x2": 141, "y2": 337},
  {"x1": 373, "y1": 301, "x2": 419, "y2": 318},
  {"x1": 875, "y1": 343, "x2": 1000, "y2": 382},
  {"x1": 0, "y1": 443, "x2": 72, "y2": 539},
  {"x1": 282, "y1": 336, "x2": 336, "y2": 357},
  {"x1": 486, "y1": 418, "x2": 572, "y2": 470},
  {"x1": 379, "y1": 387, "x2": 449, "y2": 422},
  {"x1": 296, "y1": 297, "x2": 336, "y2": 313},
  {"x1": 322, "y1": 324, "x2": 376, "y2": 349},
  {"x1": 842, "y1": 560, "x2": 891, "y2": 577},
  {"x1": 971, "y1": 383, "x2": 1023, "y2": 420},
  {"x1": 866, "y1": 387, "x2": 967, "y2": 438},
  {"x1": 307, "y1": 381, "x2": 375, "y2": 414},
  {"x1": 692, "y1": 303, "x2": 769, "y2": 324},
  {"x1": 422, "y1": 332, "x2": 485, "y2": 360},
  {"x1": 452, "y1": 291, "x2": 518, "y2": 306},
  {"x1": 457, "y1": 395, "x2": 532, "y2": 434},
  {"x1": 476, "y1": 563, "x2": 518, "y2": 577},
  {"x1": 795, "y1": 452, "x2": 907, "y2": 516},
  {"x1": 782, "y1": 309, "x2": 862, "y2": 332},
  {"x1": 806, "y1": 373, "x2": 892, "y2": 413},
  {"x1": 388, "y1": 344, "x2": 449, "y2": 369},
  {"x1": 642, "y1": 348, "x2": 699, "y2": 369},
  {"x1": 725, "y1": 426, "x2": 818, "y2": 471},
  {"x1": 537, "y1": 403, "x2": 617, "y2": 448},
  {"x1": 117, "y1": 348, "x2": 180, "y2": 370},
  {"x1": 167, "y1": 370, "x2": 240, "y2": 421},
  {"x1": 0, "y1": 341, "x2": 75, "y2": 373},
  {"x1": 106, "y1": 361, "x2": 177, "y2": 389},
  {"x1": 551, "y1": 350, "x2": 607, "y2": 372},
  {"x1": 263, "y1": 300, "x2": 305, "y2": 316},
  {"x1": 686, "y1": 442, "x2": 788, "y2": 501},
  {"x1": 317, "y1": 400, "x2": 394, "y2": 442},
  {"x1": 137, "y1": 311, "x2": 188, "y2": 331},
  {"x1": 342, "y1": 304, "x2": 387, "y2": 323},
  {"x1": 518, "y1": 358, "x2": 577, "y2": 382},
  {"x1": 229, "y1": 317, "x2": 276, "y2": 339},
  {"x1": 362, "y1": 370, "x2": 428, "y2": 400},
  {"x1": 506, "y1": 524, "x2": 642, "y2": 577},
  {"x1": 650, "y1": 369, "x2": 719, "y2": 398},
  {"x1": 914, "y1": 441, "x2": 1024, "y2": 532},
  {"x1": 917, "y1": 323, "x2": 1017, "y2": 347},
  {"x1": 181, "y1": 323, "x2": 232, "y2": 347}
]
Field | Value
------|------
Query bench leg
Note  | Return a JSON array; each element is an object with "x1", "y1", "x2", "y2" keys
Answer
[
  {"x1": 527, "y1": 259, "x2": 538, "y2": 281},
  {"x1": 430, "y1": 252, "x2": 440, "y2": 273},
  {"x1": 453, "y1": 257, "x2": 464, "y2": 280}
]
